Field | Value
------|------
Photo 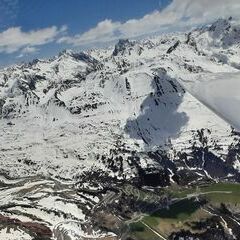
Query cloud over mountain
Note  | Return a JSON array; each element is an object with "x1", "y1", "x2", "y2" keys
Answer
[
  {"x1": 0, "y1": 25, "x2": 67, "y2": 54},
  {"x1": 59, "y1": 0, "x2": 240, "y2": 46}
]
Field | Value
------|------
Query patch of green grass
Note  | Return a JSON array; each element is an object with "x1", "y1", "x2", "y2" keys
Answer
[
  {"x1": 202, "y1": 183, "x2": 240, "y2": 193},
  {"x1": 130, "y1": 222, "x2": 145, "y2": 232},
  {"x1": 205, "y1": 192, "x2": 240, "y2": 204},
  {"x1": 168, "y1": 183, "x2": 240, "y2": 202},
  {"x1": 198, "y1": 183, "x2": 240, "y2": 204},
  {"x1": 129, "y1": 222, "x2": 161, "y2": 240},
  {"x1": 143, "y1": 215, "x2": 160, "y2": 226},
  {"x1": 128, "y1": 183, "x2": 240, "y2": 239},
  {"x1": 129, "y1": 199, "x2": 201, "y2": 239},
  {"x1": 167, "y1": 187, "x2": 196, "y2": 198},
  {"x1": 148, "y1": 199, "x2": 200, "y2": 221}
]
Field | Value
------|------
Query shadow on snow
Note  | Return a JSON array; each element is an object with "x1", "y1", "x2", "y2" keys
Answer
[{"x1": 124, "y1": 70, "x2": 189, "y2": 148}]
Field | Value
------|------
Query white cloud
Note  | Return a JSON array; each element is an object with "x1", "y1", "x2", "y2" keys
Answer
[
  {"x1": 58, "y1": 0, "x2": 240, "y2": 46},
  {"x1": 0, "y1": 25, "x2": 67, "y2": 54},
  {"x1": 21, "y1": 46, "x2": 38, "y2": 54},
  {"x1": 16, "y1": 46, "x2": 39, "y2": 58},
  {"x1": 57, "y1": 19, "x2": 121, "y2": 45}
]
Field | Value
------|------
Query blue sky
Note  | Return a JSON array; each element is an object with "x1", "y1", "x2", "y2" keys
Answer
[
  {"x1": 0, "y1": 0, "x2": 239, "y2": 67},
  {"x1": 0, "y1": 0, "x2": 170, "y2": 66},
  {"x1": 16, "y1": 0, "x2": 170, "y2": 33}
]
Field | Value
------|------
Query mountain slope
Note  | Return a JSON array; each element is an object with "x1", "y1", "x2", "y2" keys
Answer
[{"x1": 0, "y1": 18, "x2": 240, "y2": 183}]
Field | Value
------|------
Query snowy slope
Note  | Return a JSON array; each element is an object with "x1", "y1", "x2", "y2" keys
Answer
[{"x1": 0, "y1": 18, "x2": 240, "y2": 182}]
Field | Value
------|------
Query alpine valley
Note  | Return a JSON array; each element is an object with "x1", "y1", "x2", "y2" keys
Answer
[{"x1": 0, "y1": 18, "x2": 240, "y2": 240}]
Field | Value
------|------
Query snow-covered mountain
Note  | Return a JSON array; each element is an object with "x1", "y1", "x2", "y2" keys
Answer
[
  {"x1": 1, "y1": 17, "x2": 240, "y2": 239},
  {"x1": 0, "y1": 17, "x2": 240, "y2": 183},
  {"x1": 1, "y1": 18, "x2": 240, "y2": 183}
]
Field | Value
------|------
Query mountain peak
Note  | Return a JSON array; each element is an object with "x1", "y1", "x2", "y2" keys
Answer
[
  {"x1": 58, "y1": 49, "x2": 74, "y2": 57},
  {"x1": 112, "y1": 39, "x2": 135, "y2": 56},
  {"x1": 209, "y1": 18, "x2": 231, "y2": 33},
  {"x1": 57, "y1": 49, "x2": 100, "y2": 66}
]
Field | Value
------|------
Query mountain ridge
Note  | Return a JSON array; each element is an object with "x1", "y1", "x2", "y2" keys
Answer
[{"x1": 0, "y1": 18, "x2": 240, "y2": 183}]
